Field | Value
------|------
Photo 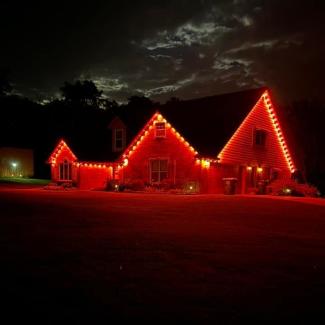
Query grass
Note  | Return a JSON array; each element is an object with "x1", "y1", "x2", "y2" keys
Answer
[
  {"x1": 1, "y1": 189, "x2": 325, "y2": 323},
  {"x1": 0, "y1": 177, "x2": 50, "y2": 185}
]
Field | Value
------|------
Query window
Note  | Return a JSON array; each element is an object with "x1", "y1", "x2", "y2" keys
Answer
[
  {"x1": 59, "y1": 159, "x2": 72, "y2": 181},
  {"x1": 254, "y1": 129, "x2": 267, "y2": 147},
  {"x1": 155, "y1": 122, "x2": 166, "y2": 138},
  {"x1": 150, "y1": 159, "x2": 168, "y2": 183},
  {"x1": 114, "y1": 128, "x2": 124, "y2": 151}
]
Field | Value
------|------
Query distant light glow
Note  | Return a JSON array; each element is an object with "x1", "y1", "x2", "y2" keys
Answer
[{"x1": 11, "y1": 162, "x2": 17, "y2": 168}]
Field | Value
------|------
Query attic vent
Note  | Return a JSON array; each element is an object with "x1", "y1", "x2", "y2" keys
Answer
[{"x1": 155, "y1": 122, "x2": 166, "y2": 138}]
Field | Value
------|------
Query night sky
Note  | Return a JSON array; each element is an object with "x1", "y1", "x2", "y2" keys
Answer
[{"x1": 1, "y1": 0, "x2": 324, "y2": 104}]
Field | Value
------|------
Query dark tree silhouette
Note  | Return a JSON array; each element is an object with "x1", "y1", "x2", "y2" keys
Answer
[
  {"x1": 166, "y1": 96, "x2": 181, "y2": 105},
  {"x1": 60, "y1": 80, "x2": 102, "y2": 107},
  {"x1": 99, "y1": 98, "x2": 119, "y2": 111},
  {"x1": 282, "y1": 99, "x2": 325, "y2": 193},
  {"x1": 0, "y1": 69, "x2": 12, "y2": 96},
  {"x1": 126, "y1": 95, "x2": 159, "y2": 109}
]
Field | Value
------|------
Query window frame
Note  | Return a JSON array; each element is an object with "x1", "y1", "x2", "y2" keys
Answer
[
  {"x1": 149, "y1": 158, "x2": 169, "y2": 184},
  {"x1": 155, "y1": 122, "x2": 166, "y2": 138},
  {"x1": 59, "y1": 159, "x2": 72, "y2": 181},
  {"x1": 253, "y1": 128, "x2": 267, "y2": 148},
  {"x1": 114, "y1": 128, "x2": 125, "y2": 152}
]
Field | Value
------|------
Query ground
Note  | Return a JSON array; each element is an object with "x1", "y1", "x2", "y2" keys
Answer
[{"x1": 1, "y1": 186, "x2": 325, "y2": 324}]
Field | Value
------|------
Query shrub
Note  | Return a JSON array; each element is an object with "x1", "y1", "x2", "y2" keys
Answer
[
  {"x1": 106, "y1": 179, "x2": 120, "y2": 191},
  {"x1": 124, "y1": 179, "x2": 145, "y2": 191},
  {"x1": 159, "y1": 178, "x2": 175, "y2": 190},
  {"x1": 267, "y1": 178, "x2": 319, "y2": 197}
]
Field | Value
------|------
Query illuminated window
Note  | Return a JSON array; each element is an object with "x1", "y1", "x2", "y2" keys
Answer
[
  {"x1": 59, "y1": 159, "x2": 72, "y2": 181},
  {"x1": 114, "y1": 129, "x2": 125, "y2": 151},
  {"x1": 254, "y1": 129, "x2": 267, "y2": 147},
  {"x1": 155, "y1": 122, "x2": 166, "y2": 138},
  {"x1": 150, "y1": 159, "x2": 168, "y2": 183}
]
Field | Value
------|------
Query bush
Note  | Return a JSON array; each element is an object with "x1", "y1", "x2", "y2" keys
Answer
[
  {"x1": 106, "y1": 179, "x2": 120, "y2": 191},
  {"x1": 124, "y1": 179, "x2": 145, "y2": 191},
  {"x1": 267, "y1": 178, "x2": 320, "y2": 197}
]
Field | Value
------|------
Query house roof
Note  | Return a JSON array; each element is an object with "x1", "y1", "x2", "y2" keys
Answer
[
  {"x1": 117, "y1": 87, "x2": 267, "y2": 158},
  {"x1": 51, "y1": 87, "x2": 267, "y2": 162},
  {"x1": 160, "y1": 87, "x2": 267, "y2": 156}
]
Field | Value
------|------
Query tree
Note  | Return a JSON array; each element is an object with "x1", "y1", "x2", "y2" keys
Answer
[
  {"x1": 166, "y1": 97, "x2": 181, "y2": 105},
  {"x1": 0, "y1": 69, "x2": 12, "y2": 96},
  {"x1": 99, "y1": 98, "x2": 119, "y2": 111},
  {"x1": 60, "y1": 80, "x2": 102, "y2": 108},
  {"x1": 126, "y1": 95, "x2": 159, "y2": 109}
]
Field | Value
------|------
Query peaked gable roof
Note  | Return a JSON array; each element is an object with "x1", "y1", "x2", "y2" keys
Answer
[
  {"x1": 115, "y1": 87, "x2": 267, "y2": 158},
  {"x1": 48, "y1": 139, "x2": 77, "y2": 164},
  {"x1": 217, "y1": 90, "x2": 296, "y2": 173},
  {"x1": 120, "y1": 112, "x2": 198, "y2": 162},
  {"x1": 49, "y1": 87, "x2": 275, "y2": 164}
]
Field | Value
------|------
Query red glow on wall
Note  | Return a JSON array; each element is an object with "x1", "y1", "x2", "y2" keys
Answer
[
  {"x1": 120, "y1": 112, "x2": 198, "y2": 165},
  {"x1": 48, "y1": 139, "x2": 77, "y2": 166},
  {"x1": 262, "y1": 90, "x2": 296, "y2": 173},
  {"x1": 218, "y1": 90, "x2": 296, "y2": 174}
]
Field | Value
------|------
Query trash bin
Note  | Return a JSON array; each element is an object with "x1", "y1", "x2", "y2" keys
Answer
[{"x1": 222, "y1": 177, "x2": 238, "y2": 195}]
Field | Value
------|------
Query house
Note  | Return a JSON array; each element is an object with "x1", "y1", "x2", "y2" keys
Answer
[
  {"x1": 47, "y1": 88, "x2": 296, "y2": 193},
  {"x1": 0, "y1": 147, "x2": 34, "y2": 177}
]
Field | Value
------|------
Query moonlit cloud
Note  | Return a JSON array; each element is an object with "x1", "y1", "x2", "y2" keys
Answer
[
  {"x1": 226, "y1": 40, "x2": 279, "y2": 54},
  {"x1": 137, "y1": 73, "x2": 197, "y2": 97},
  {"x1": 233, "y1": 14, "x2": 254, "y2": 27},
  {"x1": 213, "y1": 57, "x2": 252, "y2": 71},
  {"x1": 92, "y1": 77, "x2": 129, "y2": 92},
  {"x1": 1, "y1": 0, "x2": 324, "y2": 103},
  {"x1": 142, "y1": 21, "x2": 232, "y2": 50}
]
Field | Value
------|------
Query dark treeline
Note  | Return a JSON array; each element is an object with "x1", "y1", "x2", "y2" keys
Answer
[
  {"x1": 0, "y1": 77, "x2": 325, "y2": 194},
  {"x1": 0, "y1": 79, "x2": 160, "y2": 178}
]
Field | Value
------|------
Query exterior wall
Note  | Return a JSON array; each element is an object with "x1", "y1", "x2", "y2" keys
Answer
[
  {"x1": 121, "y1": 122, "x2": 200, "y2": 188},
  {"x1": 78, "y1": 166, "x2": 113, "y2": 189},
  {"x1": 219, "y1": 97, "x2": 290, "y2": 172},
  {"x1": 50, "y1": 145, "x2": 77, "y2": 183},
  {"x1": 0, "y1": 147, "x2": 34, "y2": 177},
  {"x1": 218, "y1": 96, "x2": 292, "y2": 192}
]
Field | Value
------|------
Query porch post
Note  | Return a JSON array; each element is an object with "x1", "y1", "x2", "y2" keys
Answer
[{"x1": 241, "y1": 166, "x2": 247, "y2": 194}]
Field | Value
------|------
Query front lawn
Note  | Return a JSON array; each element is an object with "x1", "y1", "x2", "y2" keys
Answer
[
  {"x1": 0, "y1": 177, "x2": 50, "y2": 185},
  {"x1": 1, "y1": 189, "x2": 325, "y2": 323}
]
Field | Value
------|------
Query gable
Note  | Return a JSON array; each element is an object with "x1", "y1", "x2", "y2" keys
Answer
[
  {"x1": 108, "y1": 116, "x2": 126, "y2": 129},
  {"x1": 120, "y1": 112, "x2": 198, "y2": 164},
  {"x1": 159, "y1": 88, "x2": 267, "y2": 156},
  {"x1": 48, "y1": 139, "x2": 77, "y2": 166},
  {"x1": 218, "y1": 90, "x2": 296, "y2": 173}
]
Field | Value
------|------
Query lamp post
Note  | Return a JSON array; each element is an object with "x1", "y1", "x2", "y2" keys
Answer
[{"x1": 11, "y1": 162, "x2": 18, "y2": 177}]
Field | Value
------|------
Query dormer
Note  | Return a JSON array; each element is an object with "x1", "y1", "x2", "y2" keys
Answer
[{"x1": 108, "y1": 116, "x2": 126, "y2": 152}]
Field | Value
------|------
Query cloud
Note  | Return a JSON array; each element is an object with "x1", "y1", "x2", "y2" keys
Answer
[
  {"x1": 137, "y1": 73, "x2": 197, "y2": 97},
  {"x1": 85, "y1": 76, "x2": 129, "y2": 93},
  {"x1": 226, "y1": 40, "x2": 279, "y2": 54},
  {"x1": 142, "y1": 21, "x2": 232, "y2": 50},
  {"x1": 233, "y1": 14, "x2": 254, "y2": 27},
  {"x1": 213, "y1": 57, "x2": 252, "y2": 71},
  {"x1": 3, "y1": 0, "x2": 324, "y2": 103}
]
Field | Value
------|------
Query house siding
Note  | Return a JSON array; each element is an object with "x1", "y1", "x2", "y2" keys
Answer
[
  {"x1": 50, "y1": 145, "x2": 78, "y2": 183},
  {"x1": 218, "y1": 96, "x2": 291, "y2": 178},
  {"x1": 121, "y1": 121, "x2": 200, "y2": 187}
]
